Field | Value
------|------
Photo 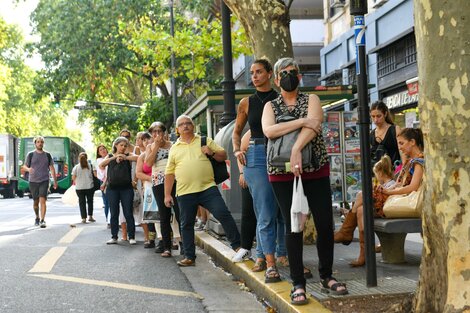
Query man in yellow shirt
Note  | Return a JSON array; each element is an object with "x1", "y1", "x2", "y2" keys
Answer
[{"x1": 164, "y1": 115, "x2": 241, "y2": 267}]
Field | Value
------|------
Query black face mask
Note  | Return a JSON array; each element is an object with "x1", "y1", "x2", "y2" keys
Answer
[{"x1": 279, "y1": 72, "x2": 299, "y2": 92}]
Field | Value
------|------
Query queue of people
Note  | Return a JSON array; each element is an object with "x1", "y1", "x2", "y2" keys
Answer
[{"x1": 23, "y1": 56, "x2": 425, "y2": 308}]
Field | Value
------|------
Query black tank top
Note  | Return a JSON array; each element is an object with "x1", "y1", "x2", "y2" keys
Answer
[{"x1": 248, "y1": 89, "x2": 278, "y2": 138}]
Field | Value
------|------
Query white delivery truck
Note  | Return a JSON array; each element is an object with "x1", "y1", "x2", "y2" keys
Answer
[{"x1": 0, "y1": 134, "x2": 19, "y2": 198}]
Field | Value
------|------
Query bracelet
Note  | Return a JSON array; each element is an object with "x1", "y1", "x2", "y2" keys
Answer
[{"x1": 233, "y1": 150, "x2": 240, "y2": 156}]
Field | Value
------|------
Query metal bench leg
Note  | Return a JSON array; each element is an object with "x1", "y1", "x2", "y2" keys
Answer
[{"x1": 375, "y1": 232, "x2": 407, "y2": 264}]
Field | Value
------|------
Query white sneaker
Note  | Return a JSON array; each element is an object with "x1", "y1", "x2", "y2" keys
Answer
[
  {"x1": 107, "y1": 238, "x2": 118, "y2": 245},
  {"x1": 129, "y1": 239, "x2": 137, "y2": 245},
  {"x1": 232, "y1": 248, "x2": 251, "y2": 263}
]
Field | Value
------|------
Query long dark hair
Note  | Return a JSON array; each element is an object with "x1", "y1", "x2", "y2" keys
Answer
[
  {"x1": 253, "y1": 58, "x2": 273, "y2": 73},
  {"x1": 398, "y1": 128, "x2": 424, "y2": 151},
  {"x1": 79, "y1": 152, "x2": 89, "y2": 169},
  {"x1": 370, "y1": 101, "x2": 394, "y2": 125},
  {"x1": 95, "y1": 144, "x2": 108, "y2": 159}
]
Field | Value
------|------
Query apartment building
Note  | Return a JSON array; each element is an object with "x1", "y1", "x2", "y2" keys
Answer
[{"x1": 320, "y1": 0, "x2": 419, "y2": 127}]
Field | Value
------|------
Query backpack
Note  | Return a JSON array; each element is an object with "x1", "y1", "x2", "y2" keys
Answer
[{"x1": 106, "y1": 154, "x2": 132, "y2": 188}]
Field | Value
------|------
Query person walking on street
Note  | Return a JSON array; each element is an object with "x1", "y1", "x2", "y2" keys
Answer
[
  {"x1": 23, "y1": 136, "x2": 57, "y2": 228},
  {"x1": 164, "y1": 115, "x2": 241, "y2": 267},
  {"x1": 72, "y1": 152, "x2": 96, "y2": 223}
]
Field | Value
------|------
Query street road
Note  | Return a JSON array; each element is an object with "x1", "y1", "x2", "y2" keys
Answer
[{"x1": 0, "y1": 195, "x2": 266, "y2": 313}]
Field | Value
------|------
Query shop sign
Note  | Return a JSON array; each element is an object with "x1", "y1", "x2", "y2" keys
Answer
[{"x1": 383, "y1": 90, "x2": 419, "y2": 109}]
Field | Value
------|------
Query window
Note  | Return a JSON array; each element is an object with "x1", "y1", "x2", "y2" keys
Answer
[
  {"x1": 329, "y1": 0, "x2": 346, "y2": 18},
  {"x1": 377, "y1": 33, "x2": 417, "y2": 77}
]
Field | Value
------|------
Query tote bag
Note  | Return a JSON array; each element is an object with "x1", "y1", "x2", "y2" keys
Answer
[
  {"x1": 142, "y1": 185, "x2": 159, "y2": 222},
  {"x1": 290, "y1": 177, "x2": 309, "y2": 233},
  {"x1": 383, "y1": 183, "x2": 423, "y2": 218}
]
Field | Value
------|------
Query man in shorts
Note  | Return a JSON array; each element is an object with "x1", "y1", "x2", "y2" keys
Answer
[{"x1": 23, "y1": 136, "x2": 58, "y2": 228}]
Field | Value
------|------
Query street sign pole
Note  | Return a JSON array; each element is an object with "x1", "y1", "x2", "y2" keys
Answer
[{"x1": 351, "y1": 0, "x2": 377, "y2": 287}]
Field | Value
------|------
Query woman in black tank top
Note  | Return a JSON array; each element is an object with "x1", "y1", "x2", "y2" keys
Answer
[{"x1": 231, "y1": 59, "x2": 287, "y2": 279}]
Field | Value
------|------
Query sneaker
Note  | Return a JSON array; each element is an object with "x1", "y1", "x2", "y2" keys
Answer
[
  {"x1": 129, "y1": 239, "x2": 137, "y2": 245},
  {"x1": 40, "y1": 220, "x2": 46, "y2": 228},
  {"x1": 177, "y1": 258, "x2": 195, "y2": 267},
  {"x1": 81, "y1": 218, "x2": 87, "y2": 224},
  {"x1": 107, "y1": 238, "x2": 118, "y2": 245},
  {"x1": 232, "y1": 248, "x2": 251, "y2": 263},
  {"x1": 88, "y1": 216, "x2": 96, "y2": 222},
  {"x1": 34, "y1": 218, "x2": 40, "y2": 226}
]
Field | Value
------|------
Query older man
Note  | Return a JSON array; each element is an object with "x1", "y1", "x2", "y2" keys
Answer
[{"x1": 164, "y1": 115, "x2": 241, "y2": 267}]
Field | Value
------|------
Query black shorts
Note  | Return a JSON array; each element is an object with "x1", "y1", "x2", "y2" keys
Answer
[{"x1": 30, "y1": 181, "x2": 49, "y2": 200}]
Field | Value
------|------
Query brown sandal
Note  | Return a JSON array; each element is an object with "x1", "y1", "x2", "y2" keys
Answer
[
  {"x1": 251, "y1": 259, "x2": 267, "y2": 272},
  {"x1": 161, "y1": 250, "x2": 172, "y2": 258}
]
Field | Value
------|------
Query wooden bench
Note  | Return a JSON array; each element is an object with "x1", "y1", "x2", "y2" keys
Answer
[{"x1": 374, "y1": 218, "x2": 422, "y2": 263}]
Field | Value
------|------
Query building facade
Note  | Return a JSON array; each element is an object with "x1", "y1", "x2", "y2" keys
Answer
[{"x1": 320, "y1": 0, "x2": 419, "y2": 127}]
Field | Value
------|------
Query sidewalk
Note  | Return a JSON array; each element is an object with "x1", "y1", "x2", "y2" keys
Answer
[{"x1": 195, "y1": 221, "x2": 422, "y2": 313}]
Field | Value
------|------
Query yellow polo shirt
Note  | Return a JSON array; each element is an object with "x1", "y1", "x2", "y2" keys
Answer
[{"x1": 166, "y1": 134, "x2": 225, "y2": 196}]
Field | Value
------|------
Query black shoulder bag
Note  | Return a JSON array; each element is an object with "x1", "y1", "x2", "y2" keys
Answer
[{"x1": 201, "y1": 136, "x2": 230, "y2": 185}]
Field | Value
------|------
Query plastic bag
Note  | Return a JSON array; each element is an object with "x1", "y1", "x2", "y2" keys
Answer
[
  {"x1": 142, "y1": 185, "x2": 159, "y2": 222},
  {"x1": 290, "y1": 177, "x2": 309, "y2": 233},
  {"x1": 62, "y1": 185, "x2": 78, "y2": 206}
]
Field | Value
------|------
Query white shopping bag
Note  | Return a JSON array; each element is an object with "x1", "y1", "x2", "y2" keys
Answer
[
  {"x1": 62, "y1": 185, "x2": 78, "y2": 206},
  {"x1": 290, "y1": 177, "x2": 309, "y2": 233}
]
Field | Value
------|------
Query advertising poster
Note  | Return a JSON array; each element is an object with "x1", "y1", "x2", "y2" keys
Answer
[{"x1": 323, "y1": 112, "x2": 341, "y2": 154}]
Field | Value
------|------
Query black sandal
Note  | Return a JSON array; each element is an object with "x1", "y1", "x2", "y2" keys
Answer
[
  {"x1": 304, "y1": 267, "x2": 313, "y2": 279},
  {"x1": 290, "y1": 284, "x2": 308, "y2": 305},
  {"x1": 264, "y1": 266, "x2": 281, "y2": 283},
  {"x1": 320, "y1": 276, "x2": 348, "y2": 295}
]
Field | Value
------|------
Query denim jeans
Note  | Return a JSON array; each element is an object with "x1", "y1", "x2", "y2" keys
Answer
[
  {"x1": 271, "y1": 176, "x2": 334, "y2": 288},
  {"x1": 244, "y1": 143, "x2": 286, "y2": 257},
  {"x1": 177, "y1": 186, "x2": 240, "y2": 261},
  {"x1": 100, "y1": 180, "x2": 109, "y2": 222},
  {"x1": 107, "y1": 187, "x2": 135, "y2": 240}
]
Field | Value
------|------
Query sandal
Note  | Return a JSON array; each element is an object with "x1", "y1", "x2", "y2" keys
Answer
[
  {"x1": 304, "y1": 267, "x2": 313, "y2": 279},
  {"x1": 251, "y1": 259, "x2": 267, "y2": 272},
  {"x1": 290, "y1": 284, "x2": 309, "y2": 305},
  {"x1": 320, "y1": 276, "x2": 348, "y2": 296},
  {"x1": 161, "y1": 250, "x2": 172, "y2": 258},
  {"x1": 264, "y1": 266, "x2": 281, "y2": 283},
  {"x1": 276, "y1": 256, "x2": 289, "y2": 267}
]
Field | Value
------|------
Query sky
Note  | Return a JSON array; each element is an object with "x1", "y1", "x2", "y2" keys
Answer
[{"x1": 0, "y1": 0, "x2": 43, "y2": 70}]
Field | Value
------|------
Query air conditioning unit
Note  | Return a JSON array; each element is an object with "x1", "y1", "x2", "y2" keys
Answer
[
  {"x1": 330, "y1": 0, "x2": 345, "y2": 8},
  {"x1": 372, "y1": 0, "x2": 389, "y2": 8}
]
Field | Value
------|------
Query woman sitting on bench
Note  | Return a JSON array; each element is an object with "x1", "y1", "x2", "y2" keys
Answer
[{"x1": 334, "y1": 128, "x2": 425, "y2": 266}]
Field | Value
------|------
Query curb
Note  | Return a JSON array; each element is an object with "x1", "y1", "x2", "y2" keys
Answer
[{"x1": 195, "y1": 232, "x2": 332, "y2": 313}]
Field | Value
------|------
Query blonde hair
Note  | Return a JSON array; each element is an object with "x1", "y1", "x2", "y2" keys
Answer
[{"x1": 373, "y1": 155, "x2": 394, "y2": 179}]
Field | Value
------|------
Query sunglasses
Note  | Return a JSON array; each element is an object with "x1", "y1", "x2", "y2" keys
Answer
[
  {"x1": 121, "y1": 134, "x2": 131, "y2": 139},
  {"x1": 279, "y1": 69, "x2": 299, "y2": 78}
]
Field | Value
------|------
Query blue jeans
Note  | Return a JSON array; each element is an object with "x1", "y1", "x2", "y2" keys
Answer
[
  {"x1": 177, "y1": 186, "x2": 240, "y2": 261},
  {"x1": 244, "y1": 143, "x2": 286, "y2": 257},
  {"x1": 100, "y1": 180, "x2": 109, "y2": 222},
  {"x1": 107, "y1": 187, "x2": 135, "y2": 240}
]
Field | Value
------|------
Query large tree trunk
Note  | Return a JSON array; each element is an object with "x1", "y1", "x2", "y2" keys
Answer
[
  {"x1": 414, "y1": 1, "x2": 470, "y2": 312},
  {"x1": 223, "y1": 0, "x2": 293, "y2": 62}
]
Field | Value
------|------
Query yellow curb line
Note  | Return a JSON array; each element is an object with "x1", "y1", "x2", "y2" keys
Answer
[
  {"x1": 28, "y1": 247, "x2": 67, "y2": 273},
  {"x1": 195, "y1": 232, "x2": 331, "y2": 313},
  {"x1": 29, "y1": 273, "x2": 204, "y2": 300},
  {"x1": 58, "y1": 227, "x2": 83, "y2": 244}
]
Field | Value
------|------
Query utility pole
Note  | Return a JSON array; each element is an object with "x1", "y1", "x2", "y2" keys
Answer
[
  {"x1": 219, "y1": 1, "x2": 236, "y2": 127},
  {"x1": 169, "y1": 0, "x2": 178, "y2": 126},
  {"x1": 350, "y1": 0, "x2": 377, "y2": 287}
]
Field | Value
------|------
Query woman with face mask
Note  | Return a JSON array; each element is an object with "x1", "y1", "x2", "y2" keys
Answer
[{"x1": 262, "y1": 58, "x2": 348, "y2": 305}]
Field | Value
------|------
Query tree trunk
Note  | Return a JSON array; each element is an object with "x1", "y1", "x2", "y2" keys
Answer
[
  {"x1": 414, "y1": 1, "x2": 470, "y2": 312},
  {"x1": 223, "y1": 0, "x2": 293, "y2": 62}
]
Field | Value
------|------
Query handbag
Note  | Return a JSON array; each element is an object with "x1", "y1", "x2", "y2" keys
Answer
[
  {"x1": 142, "y1": 184, "x2": 159, "y2": 222},
  {"x1": 89, "y1": 164, "x2": 101, "y2": 191},
  {"x1": 267, "y1": 104, "x2": 317, "y2": 171},
  {"x1": 201, "y1": 136, "x2": 230, "y2": 185},
  {"x1": 290, "y1": 177, "x2": 309, "y2": 233},
  {"x1": 383, "y1": 183, "x2": 424, "y2": 218}
]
